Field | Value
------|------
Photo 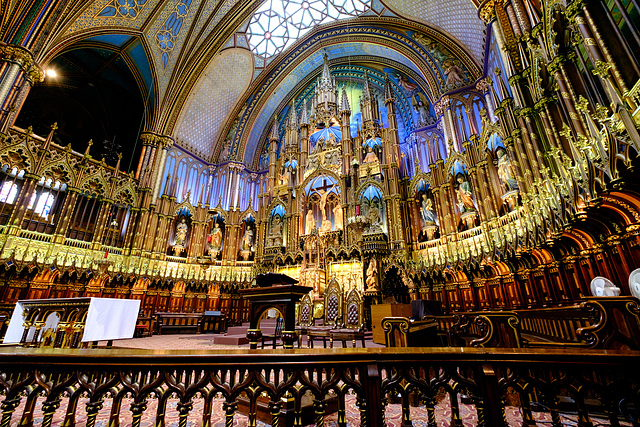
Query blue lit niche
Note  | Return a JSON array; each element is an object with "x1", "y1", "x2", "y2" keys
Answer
[
  {"x1": 304, "y1": 175, "x2": 341, "y2": 233},
  {"x1": 267, "y1": 204, "x2": 286, "y2": 247},
  {"x1": 359, "y1": 184, "x2": 385, "y2": 233}
]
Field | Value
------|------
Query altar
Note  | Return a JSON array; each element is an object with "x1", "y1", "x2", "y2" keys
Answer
[{"x1": 3, "y1": 297, "x2": 141, "y2": 348}]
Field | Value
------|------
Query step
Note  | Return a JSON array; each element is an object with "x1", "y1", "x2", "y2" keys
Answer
[
  {"x1": 226, "y1": 325, "x2": 249, "y2": 335},
  {"x1": 214, "y1": 334, "x2": 249, "y2": 345}
]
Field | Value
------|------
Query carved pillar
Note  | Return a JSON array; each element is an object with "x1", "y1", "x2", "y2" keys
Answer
[{"x1": 0, "y1": 45, "x2": 44, "y2": 130}]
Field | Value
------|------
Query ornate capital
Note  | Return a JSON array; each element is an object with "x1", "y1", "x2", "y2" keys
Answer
[{"x1": 0, "y1": 44, "x2": 44, "y2": 83}]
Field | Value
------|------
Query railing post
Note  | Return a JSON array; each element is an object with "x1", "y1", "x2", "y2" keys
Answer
[
  {"x1": 223, "y1": 401, "x2": 236, "y2": 427},
  {"x1": 360, "y1": 363, "x2": 384, "y2": 427},
  {"x1": 0, "y1": 398, "x2": 20, "y2": 427},
  {"x1": 476, "y1": 363, "x2": 507, "y2": 427},
  {"x1": 84, "y1": 401, "x2": 103, "y2": 427}
]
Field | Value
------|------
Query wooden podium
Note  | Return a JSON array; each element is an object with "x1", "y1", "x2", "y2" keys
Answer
[
  {"x1": 239, "y1": 274, "x2": 312, "y2": 349},
  {"x1": 370, "y1": 303, "x2": 412, "y2": 344}
]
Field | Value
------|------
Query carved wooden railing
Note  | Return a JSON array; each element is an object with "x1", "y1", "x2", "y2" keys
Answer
[
  {"x1": 419, "y1": 297, "x2": 640, "y2": 350},
  {"x1": 0, "y1": 347, "x2": 638, "y2": 427}
]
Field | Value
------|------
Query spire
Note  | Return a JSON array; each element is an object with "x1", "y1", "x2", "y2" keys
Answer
[
  {"x1": 383, "y1": 74, "x2": 394, "y2": 103},
  {"x1": 362, "y1": 71, "x2": 372, "y2": 99},
  {"x1": 113, "y1": 152, "x2": 122, "y2": 177},
  {"x1": 270, "y1": 119, "x2": 279, "y2": 140},
  {"x1": 321, "y1": 52, "x2": 331, "y2": 82},
  {"x1": 288, "y1": 103, "x2": 298, "y2": 128},
  {"x1": 300, "y1": 99, "x2": 309, "y2": 125},
  {"x1": 340, "y1": 87, "x2": 350, "y2": 112}
]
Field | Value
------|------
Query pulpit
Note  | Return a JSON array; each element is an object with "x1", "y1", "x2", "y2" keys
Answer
[{"x1": 239, "y1": 273, "x2": 312, "y2": 349}]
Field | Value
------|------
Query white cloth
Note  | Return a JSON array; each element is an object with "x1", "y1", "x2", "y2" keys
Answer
[{"x1": 3, "y1": 298, "x2": 141, "y2": 344}]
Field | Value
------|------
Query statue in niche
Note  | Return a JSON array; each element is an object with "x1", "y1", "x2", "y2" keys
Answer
[
  {"x1": 413, "y1": 93, "x2": 434, "y2": 127},
  {"x1": 324, "y1": 150, "x2": 340, "y2": 166},
  {"x1": 209, "y1": 222, "x2": 223, "y2": 249},
  {"x1": 242, "y1": 228, "x2": 253, "y2": 250},
  {"x1": 318, "y1": 189, "x2": 332, "y2": 232},
  {"x1": 269, "y1": 217, "x2": 283, "y2": 247},
  {"x1": 333, "y1": 203, "x2": 344, "y2": 230},
  {"x1": 311, "y1": 139, "x2": 324, "y2": 155},
  {"x1": 318, "y1": 189, "x2": 329, "y2": 221},
  {"x1": 306, "y1": 209, "x2": 315, "y2": 234},
  {"x1": 174, "y1": 219, "x2": 188, "y2": 246},
  {"x1": 326, "y1": 132, "x2": 337, "y2": 149},
  {"x1": 363, "y1": 146, "x2": 378, "y2": 163},
  {"x1": 365, "y1": 258, "x2": 378, "y2": 291},
  {"x1": 366, "y1": 204, "x2": 383, "y2": 233},
  {"x1": 306, "y1": 156, "x2": 319, "y2": 172},
  {"x1": 496, "y1": 147, "x2": 519, "y2": 192},
  {"x1": 279, "y1": 166, "x2": 291, "y2": 186},
  {"x1": 456, "y1": 174, "x2": 476, "y2": 212},
  {"x1": 420, "y1": 194, "x2": 437, "y2": 226}
]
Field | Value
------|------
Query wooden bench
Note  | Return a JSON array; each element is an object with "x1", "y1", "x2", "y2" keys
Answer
[
  {"x1": 430, "y1": 297, "x2": 640, "y2": 350},
  {"x1": 134, "y1": 316, "x2": 154, "y2": 338},
  {"x1": 381, "y1": 317, "x2": 439, "y2": 347},
  {"x1": 155, "y1": 312, "x2": 203, "y2": 335}
]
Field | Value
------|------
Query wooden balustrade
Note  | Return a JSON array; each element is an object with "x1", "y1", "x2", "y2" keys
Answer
[
  {"x1": 421, "y1": 297, "x2": 640, "y2": 350},
  {"x1": 0, "y1": 347, "x2": 638, "y2": 427}
]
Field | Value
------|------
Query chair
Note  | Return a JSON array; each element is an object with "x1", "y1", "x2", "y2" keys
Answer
[
  {"x1": 296, "y1": 294, "x2": 313, "y2": 348},
  {"x1": 307, "y1": 279, "x2": 341, "y2": 348},
  {"x1": 330, "y1": 288, "x2": 365, "y2": 348},
  {"x1": 261, "y1": 317, "x2": 283, "y2": 349}
]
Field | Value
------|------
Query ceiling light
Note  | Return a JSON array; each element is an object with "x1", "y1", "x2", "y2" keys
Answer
[{"x1": 46, "y1": 69, "x2": 57, "y2": 78}]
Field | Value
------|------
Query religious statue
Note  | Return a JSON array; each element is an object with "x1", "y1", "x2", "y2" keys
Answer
[
  {"x1": 318, "y1": 189, "x2": 330, "y2": 221},
  {"x1": 241, "y1": 228, "x2": 254, "y2": 251},
  {"x1": 306, "y1": 209, "x2": 315, "y2": 234},
  {"x1": 420, "y1": 194, "x2": 437, "y2": 226},
  {"x1": 174, "y1": 219, "x2": 188, "y2": 246},
  {"x1": 496, "y1": 147, "x2": 519, "y2": 192},
  {"x1": 306, "y1": 156, "x2": 319, "y2": 173},
  {"x1": 365, "y1": 258, "x2": 378, "y2": 291},
  {"x1": 272, "y1": 218, "x2": 283, "y2": 237},
  {"x1": 363, "y1": 146, "x2": 378, "y2": 163},
  {"x1": 326, "y1": 132, "x2": 337, "y2": 149},
  {"x1": 110, "y1": 218, "x2": 119, "y2": 229},
  {"x1": 366, "y1": 204, "x2": 383, "y2": 233},
  {"x1": 209, "y1": 222, "x2": 223, "y2": 249},
  {"x1": 413, "y1": 94, "x2": 434, "y2": 127},
  {"x1": 279, "y1": 166, "x2": 291, "y2": 186},
  {"x1": 456, "y1": 174, "x2": 476, "y2": 212},
  {"x1": 333, "y1": 203, "x2": 344, "y2": 230},
  {"x1": 444, "y1": 61, "x2": 466, "y2": 89}
]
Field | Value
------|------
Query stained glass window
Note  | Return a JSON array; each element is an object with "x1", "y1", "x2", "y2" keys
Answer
[
  {"x1": 247, "y1": 0, "x2": 370, "y2": 58},
  {"x1": 28, "y1": 192, "x2": 55, "y2": 219},
  {"x1": 0, "y1": 182, "x2": 18, "y2": 204}
]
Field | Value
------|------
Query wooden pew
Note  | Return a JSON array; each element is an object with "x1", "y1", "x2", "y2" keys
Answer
[
  {"x1": 381, "y1": 317, "x2": 440, "y2": 347},
  {"x1": 433, "y1": 297, "x2": 640, "y2": 350},
  {"x1": 518, "y1": 297, "x2": 640, "y2": 350},
  {"x1": 155, "y1": 312, "x2": 203, "y2": 335}
]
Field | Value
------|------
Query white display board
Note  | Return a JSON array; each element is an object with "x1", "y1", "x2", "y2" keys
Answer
[{"x1": 3, "y1": 297, "x2": 141, "y2": 344}]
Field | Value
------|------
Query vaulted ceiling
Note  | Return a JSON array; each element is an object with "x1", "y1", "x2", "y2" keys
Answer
[{"x1": 20, "y1": 0, "x2": 487, "y2": 170}]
